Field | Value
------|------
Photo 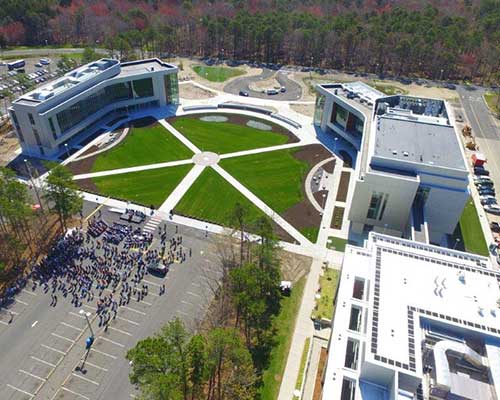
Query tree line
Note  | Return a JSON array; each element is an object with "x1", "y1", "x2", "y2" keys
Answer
[
  {"x1": 0, "y1": 164, "x2": 82, "y2": 280},
  {"x1": 127, "y1": 203, "x2": 287, "y2": 400},
  {"x1": 0, "y1": 0, "x2": 498, "y2": 83}
]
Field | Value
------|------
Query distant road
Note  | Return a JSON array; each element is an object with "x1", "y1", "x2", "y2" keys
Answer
[{"x1": 1, "y1": 47, "x2": 108, "y2": 57}]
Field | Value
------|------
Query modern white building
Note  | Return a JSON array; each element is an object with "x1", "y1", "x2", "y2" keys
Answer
[
  {"x1": 322, "y1": 233, "x2": 500, "y2": 400},
  {"x1": 9, "y1": 58, "x2": 179, "y2": 159},
  {"x1": 315, "y1": 84, "x2": 469, "y2": 245}
]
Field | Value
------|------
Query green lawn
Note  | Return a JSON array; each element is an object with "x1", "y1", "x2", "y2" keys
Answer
[
  {"x1": 220, "y1": 149, "x2": 309, "y2": 213},
  {"x1": 300, "y1": 227, "x2": 320, "y2": 243},
  {"x1": 259, "y1": 277, "x2": 306, "y2": 400},
  {"x1": 370, "y1": 83, "x2": 409, "y2": 95},
  {"x1": 170, "y1": 117, "x2": 289, "y2": 154},
  {"x1": 484, "y1": 92, "x2": 500, "y2": 117},
  {"x1": 192, "y1": 65, "x2": 245, "y2": 82},
  {"x1": 294, "y1": 337, "x2": 311, "y2": 393},
  {"x1": 174, "y1": 167, "x2": 266, "y2": 227},
  {"x1": 327, "y1": 236, "x2": 348, "y2": 252},
  {"x1": 312, "y1": 268, "x2": 340, "y2": 321},
  {"x1": 458, "y1": 199, "x2": 489, "y2": 256},
  {"x1": 92, "y1": 124, "x2": 193, "y2": 172},
  {"x1": 92, "y1": 165, "x2": 192, "y2": 208}
]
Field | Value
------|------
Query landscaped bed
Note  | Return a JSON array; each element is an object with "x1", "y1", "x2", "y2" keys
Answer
[
  {"x1": 220, "y1": 144, "x2": 333, "y2": 243},
  {"x1": 169, "y1": 113, "x2": 298, "y2": 154},
  {"x1": 78, "y1": 164, "x2": 193, "y2": 208},
  {"x1": 312, "y1": 268, "x2": 340, "y2": 321},
  {"x1": 192, "y1": 65, "x2": 245, "y2": 82},
  {"x1": 456, "y1": 199, "x2": 489, "y2": 256},
  {"x1": 68, "y1": 118, "x2": 193, "y2": 175}
]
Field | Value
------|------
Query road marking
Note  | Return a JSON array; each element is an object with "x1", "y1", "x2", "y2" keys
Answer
[
  {"x1": 176, "y1": 310, "x2": 189, "y2": 316},
  {"x1": 90, "y1": 348, "x2": 117, "y2": 359},
  {"x1": 72, "y1": 372, "x2": 100, "y2": 386},
  {"x1": 142, "y1": 279, "x2": 161, "y2": 287},
  {"x1": 6, "y1": 384, "x2": 34, "y2": 398},
  {"x1": 31, "y1": 321, "x2": 38, "y2": 328},
  {"x1": 181, "y1": 300, "x2": 194, "y2": 306},
  {"x1": 116, "y1": 315, "x2": 139, "y2": 326},
  {"x1": 84, "y1": 198, "x2": 109, "y2": 222},
  {"x1": 9, "y1": 310, "x2": 19, "y2": 315},
  {"x1": 22, "y1": 289, "x2": 37, "y2": 296},
  {"x1": 61, "y1": 321, "x2": 82, "y2": 331},
  {"x1": 69, "y1": 311, "x2": 86, "y2": 319},
  {"x1": 0, "y1": 320, "x2": 9, "y2": 326},
  {"x1": 122, "y1": 306, "x2": 146, "y2": 315},
  {"x1": 84, "y1": 361, "x2": 108, "y2": 372},
  {"x1": 41, "y1": 344, "x2": 66, "y2": 355},
  {"x1": 191, "y1": 282, "x2": 201, "y2": 287},
  {"x1": 99, "y1": 336, "x2": 125, "y2": 348},
  {"x1": 19, "y1": 369, "x2": 46, "y2": 381},
  {"x1": 108, "y1": 326, "x2": 132, "y2": 336},
  {"x1": 31, "y1": 356, "x2": 56, "y2": 368},
  {"x1": 61, "y1": 386, "x2": 90, "y2": 400},
  {"x1": 82, "y1": 304, "x2": 97, "y2": 311},
  {"x1": 187, "y1": 291, "x2": 201, "y2": 298},
  {"x1": 51, "y1": 332, "x2": 75, "y2": 343},
  {"x1": 15, "y1": 299, "x2": 29, "y2": 306},
  {"x1": 140, "y1": 300, "x2": 152, "y2": 306}
]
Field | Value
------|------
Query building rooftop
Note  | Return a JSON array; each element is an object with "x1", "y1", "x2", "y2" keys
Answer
[
  {"x1": 324, "y1": 81, "x2": 384, "y2": 106},
  {"x1": 117, "y1": 59, "x2": 175, "y2": 78}
]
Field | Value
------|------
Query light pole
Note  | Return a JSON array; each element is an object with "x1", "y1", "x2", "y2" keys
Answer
[
  {"x1": 77, "y1": 310, "x2": 94, "y2": 372},
  {"x1": 64, "y1": 143, "x2": 70, "y2": 158},
  {"x1": 80, "y1": 309, "x2": 94, "y2": 336},
  {"x1": 334, "y1": 137, "x2": 338, "y2": 155},
  {"x1": 322, "y1": 192, "x2": 327, "y2": 211},
  {"x1": 453, "y1": 238, "x2": 460, "y2": 250}
]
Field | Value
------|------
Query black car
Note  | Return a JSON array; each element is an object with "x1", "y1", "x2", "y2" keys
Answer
[
  {"x1": 147, "y1": 262, "x2": 168, "y2": 276},
  {"x1": 490, "y1": 222, "x2": 500, "y2": 232},
  {"x1": 239, "y1": 90, "x2": 249, "y2": 97},
  {"x1": 474, "y1": 167, "x2": 490, "y2": 176},
  {"x1": 479, "y1": 188, "x2": 495, "y2": 196}
]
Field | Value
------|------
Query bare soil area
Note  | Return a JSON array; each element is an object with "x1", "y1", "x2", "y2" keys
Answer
[
  {"x1": 290, "y1": 103, "x2": 315, "y2": 117},
  {"x1": 0, "y1": 130, "x2": 21, "y2": 167},
  {"x1": 179, "y1": 83, "x2": 216, "y2": 99}
]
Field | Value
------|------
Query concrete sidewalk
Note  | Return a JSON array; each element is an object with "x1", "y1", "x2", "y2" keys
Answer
[
  {"x1": 159, "y1": 119, "x2": 201, "y2": 153},
  {"x1": 158, "y1": 164, "x2": 205, "y2": 213}
]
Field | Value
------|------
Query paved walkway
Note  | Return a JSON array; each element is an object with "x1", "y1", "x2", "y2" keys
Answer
[
  {"x1": 159, "y1": 119, "x2": 201, "y2": 153},
  {"x1": 158, "y1": 164, "x2": 205, "y2": 213}
]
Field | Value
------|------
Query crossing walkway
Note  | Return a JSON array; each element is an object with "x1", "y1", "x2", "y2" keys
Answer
[{"x1": 142, "y1": 215, "x2": 162, "y2": 234}]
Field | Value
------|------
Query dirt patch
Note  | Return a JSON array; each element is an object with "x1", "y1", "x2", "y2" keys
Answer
[
  {"x1": 67, "y1": 154, "x2": 98, "y2": 176},
  {"x1": 290, "y1": 103, "x2": 315, "y2": 117},
  {"x1": 312, "y1": 347, "x2": 328, "y2": 400},
  {"x1": 313, "y1": 189, "x2": 329, "y2": 207},
  {"x1": 278, "y1": 251, "x2": 312, "y2": 283},
  {"x1": 331, "y1": 207, "x2": 345, "y2": 230},
  {"x1": 336, "y1": 171, "x2": 350, "y2": 202},
  {"x1": 168, "y1": 112, "x2": 299, "y2": 143},
  {"x1": 76, "y1": 178, "x2": 99, "y2": 193},
  {"x1": 179, "y1": 83, "x2": 216, "y2": 99},
  {"x1": 322, "y1": 160, "x2": 335, "y2": 174},
  {"x1": 282, "y1": 144, "x2": 333, "y2": 237},
  {"x1": 76, "y1": 145, "x2": 99, "y2": 159},
  {"x1": 248, "y1": 76, "x2": 281, "y2": 91},
  {"x1": 0, "y1": 130, "x2": 21, "y2": 167}
]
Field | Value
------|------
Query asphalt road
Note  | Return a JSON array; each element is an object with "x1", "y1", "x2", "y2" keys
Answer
[
  {"x1": 224, "y1": 68, "x2": 302, "y2": 101},
  {"x1": 0, "y1": 202, "x2": 222, "y2": 400}
]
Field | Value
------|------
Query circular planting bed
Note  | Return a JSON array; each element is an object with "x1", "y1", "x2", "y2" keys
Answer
[
  {"x1": 246, "y1": 120, "x2": 272, "y2": 131},
  {"x1": 200, "y1": 115, "x2": 228, "y2": 122}
]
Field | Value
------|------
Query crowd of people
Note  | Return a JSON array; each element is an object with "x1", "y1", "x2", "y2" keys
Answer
[{"x1": 1, "y1": 214, "x2": 193, "y2": 328}]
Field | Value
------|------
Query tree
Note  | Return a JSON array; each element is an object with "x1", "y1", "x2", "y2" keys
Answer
[
  {"x1": 44, "y1": 165, "x2": 82, "y2": 232},
  {"x1": 229, "y1": 202, "x2": 249, "y2": 266},
  {"x1": 81, "y1": 46, "x2": 100, "y2": 64}
]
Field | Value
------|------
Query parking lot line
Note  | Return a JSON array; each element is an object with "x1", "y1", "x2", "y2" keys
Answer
[
  {"x1": 99, "y1": 336, "x2": 125, "y2": 348},
  {"x1": 116, "y1": 315, "x2": 139, "y2": 326},
  {"x1": 82, "y1": 304, "x2": 97, "y2": 311},
  {"x1": 181, "y1": 300, "x2": 194, "y2": 306},
  {"x1": 122, "y1": 305, "x2": 146, "y2": 316},
  {"x1": 90, "y1": 348, "x2": 117, "y2": 360},
  {"x1": 71, "y1": 372, "x2": 100, "y2": 386},
  {"x1": 61, "y1": 322, "x2": 83, "y2": 331},
  {"x1": 140, "y1": 300, "x2": 152, "y2": 306},
  {"x1": 22, "y1": 289, "x2": 37, "y2": 296},
  {"x1": 176, "y1": 310, "x2": 189, "y2": 316},
  {"x1": 108, "y1": 326, "x2": 132, "y2": 336},
  {"x1": 0, "y1": 320, "x2": 9, "y2": 326},
  {"x1": 84, "y1": 361, "x2": 108, "y2": 372},
  {"x1": 69, "y1": 311, "x2": 86, "y2": 319},
  {"x1": 41, "y1": 344, "x2": 66, "y2": 355},
  {"x1": 31, "y1": 355, "x2": 56, "y2": 368},
  {"x1": 187, "y1": 291, "x2": 201, "y2": 298},
  {"x1": 142, "y1": 279, "x2": 161, "y2": 287},
  {"x1": 15, "y1": 298, "x2": 29, "y2": 306},
  {"x1": 9, "y1": 310, "x2": 19, "y2": 315},
  {"x1": 61, "y1": 386, "x2": 90, "y2": 400},
  {"x1": 6, "y1": 383, "x2": 34, "y2": 398},
  {"x1": 19, "y1": 369, "x2": 46, "y2": 381},
  {"x1": 51, "y1": 332, "x2": 75, "y2": 343},
  {"x1": 191, "y1": 282, "x2": 201, "y2": 287}
]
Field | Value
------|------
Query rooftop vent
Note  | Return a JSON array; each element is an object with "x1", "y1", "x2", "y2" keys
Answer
[
  {"x1": 403, "y1": 151, "x2": 409, "y2": 157},
  {"x1": 392, "y1": 150, "x2": 398, "y2": 155}
]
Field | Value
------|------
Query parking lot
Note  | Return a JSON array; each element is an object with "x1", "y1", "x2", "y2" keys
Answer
[{"x1": 0, "y1": 205, "x2": 223, "y2": 400}]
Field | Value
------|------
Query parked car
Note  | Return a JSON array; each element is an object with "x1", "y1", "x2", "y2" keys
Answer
[
  {"x1": 479, "y1": 187, "x2": 495, "y2": 196},
  {"x1": 490, "y1": 222, "x2": 500, "y2": 232},
  {"x1": 146, "y1": 262, "x2": 168, "y2": 276},
  {"x1": 239, "y1": 90, "x2": 249, "y2": 97},
  {"x1": 474, "y1": 166, "x2": 490, "y2": 176},
  {"x1": 34, "y1": 63, "x2": 42, "y2": 68},
  {"x1": 480, "y1": 195, "x2": 497, "y2": 205},
  {"x1": 476, "y1": 182, "x2": 494, "y2": 190},
  {"x1": 484, "y1": 204, "x2": 500, "y2": 215},
  {"x1": 280, "y1": 86, "x2": 286, "y2": 92},
  {"x1": 474, "y1": 176, "x2": 493, "y2": 184},
  {"x1": 39, "y1": 58, "x2": 51, "y2": 65},
  {"x1": 266, "y1": 88, "x2": 278, "y2": 95}
]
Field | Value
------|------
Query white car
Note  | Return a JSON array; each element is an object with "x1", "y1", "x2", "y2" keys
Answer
[
  {"x1": 484, "y1": 204, "x2": 500, "y2": 215},
  {"x1": 473, "y1": 176, "x2": 493, "y2": 184},
  {"x1": 40, "y1": 58, "x2": 51, "y2": 65}
]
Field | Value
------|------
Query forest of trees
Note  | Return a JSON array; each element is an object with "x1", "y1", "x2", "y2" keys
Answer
[{"x1": 0, "y1": 0, "x2": 498, "y2": 83}]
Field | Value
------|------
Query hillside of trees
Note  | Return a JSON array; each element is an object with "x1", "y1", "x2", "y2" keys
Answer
[{"x1": 0, "y1": 0, "x2": 499, "y2": 83}]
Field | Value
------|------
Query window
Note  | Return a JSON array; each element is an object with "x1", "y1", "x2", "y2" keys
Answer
[
  {"x1": 132, "y1": 78, "x2": 154, "y2": 98},
  {"x1": 10, "y1": 111, "x2": 24, "y2": 142},
  {"x1": 344, "y1": 338, "x2": 359, "y2": 370},
  {"x1": 348, "y1": 306, "x2": 362, "y2": 332},
  {"x1": 352, "y1": 277, "x2": 365, "y2": 300},
  {"x1": 28, "y1": 113, "x2": 35, "y2": 125},
  {"x1": 49, "y1": 117, "x2": 57, "y2": 140},
  {"x1": 378, "y1": 194, "x2": 389, "y2": 220},
  {"x1": 341, "y1": 378, "x2": 356, "y2": 400},
  {"x1": 33, "y1": 129, "x2": 41, "y2": 145},
  {"x1": 313, "y1": 94, "x2": 326, "y2": 126},
  {"x1": 164, "y1": 74, "x2": 179, "y2": 104},
  {"x1": 367, "y1": 191, "x2": 384, "y2": 219},
  {"x1": 39, "y1": 146, "x2": 45, "y2": 156}
]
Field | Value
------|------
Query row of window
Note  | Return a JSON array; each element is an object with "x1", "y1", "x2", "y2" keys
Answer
[{"x1": 367, "y1": 191, "x2": 388, "y2": 220}]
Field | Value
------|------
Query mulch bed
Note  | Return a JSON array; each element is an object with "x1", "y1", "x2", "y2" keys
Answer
[
  {"x1": 168, "y1": 113, "x2": 300, "y2": 143},
  {"x1": 336, "y1": 171, "x2": 350, "y2": 202},
  {"x1": 283, "y1": 144, "x2": 333, "y2": 238},
  {"x1": 76, "y1": 178, "x2": 99, "y2": 194},
  {"x1": 312, "y1": 347, "x2": 328, "y2": 400},
  {"x1": 322, "y1": 159, "x2": 335, "y2": 174},
  {"x1": 313, "y1": 189, "x2": 329, "y2": 207},
  {"x1": 67, "y1": 154, "x2": 98, "y2": 176},
  {"x1": 331, "y1": 206, "x2": 345, "y2": 230}
]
